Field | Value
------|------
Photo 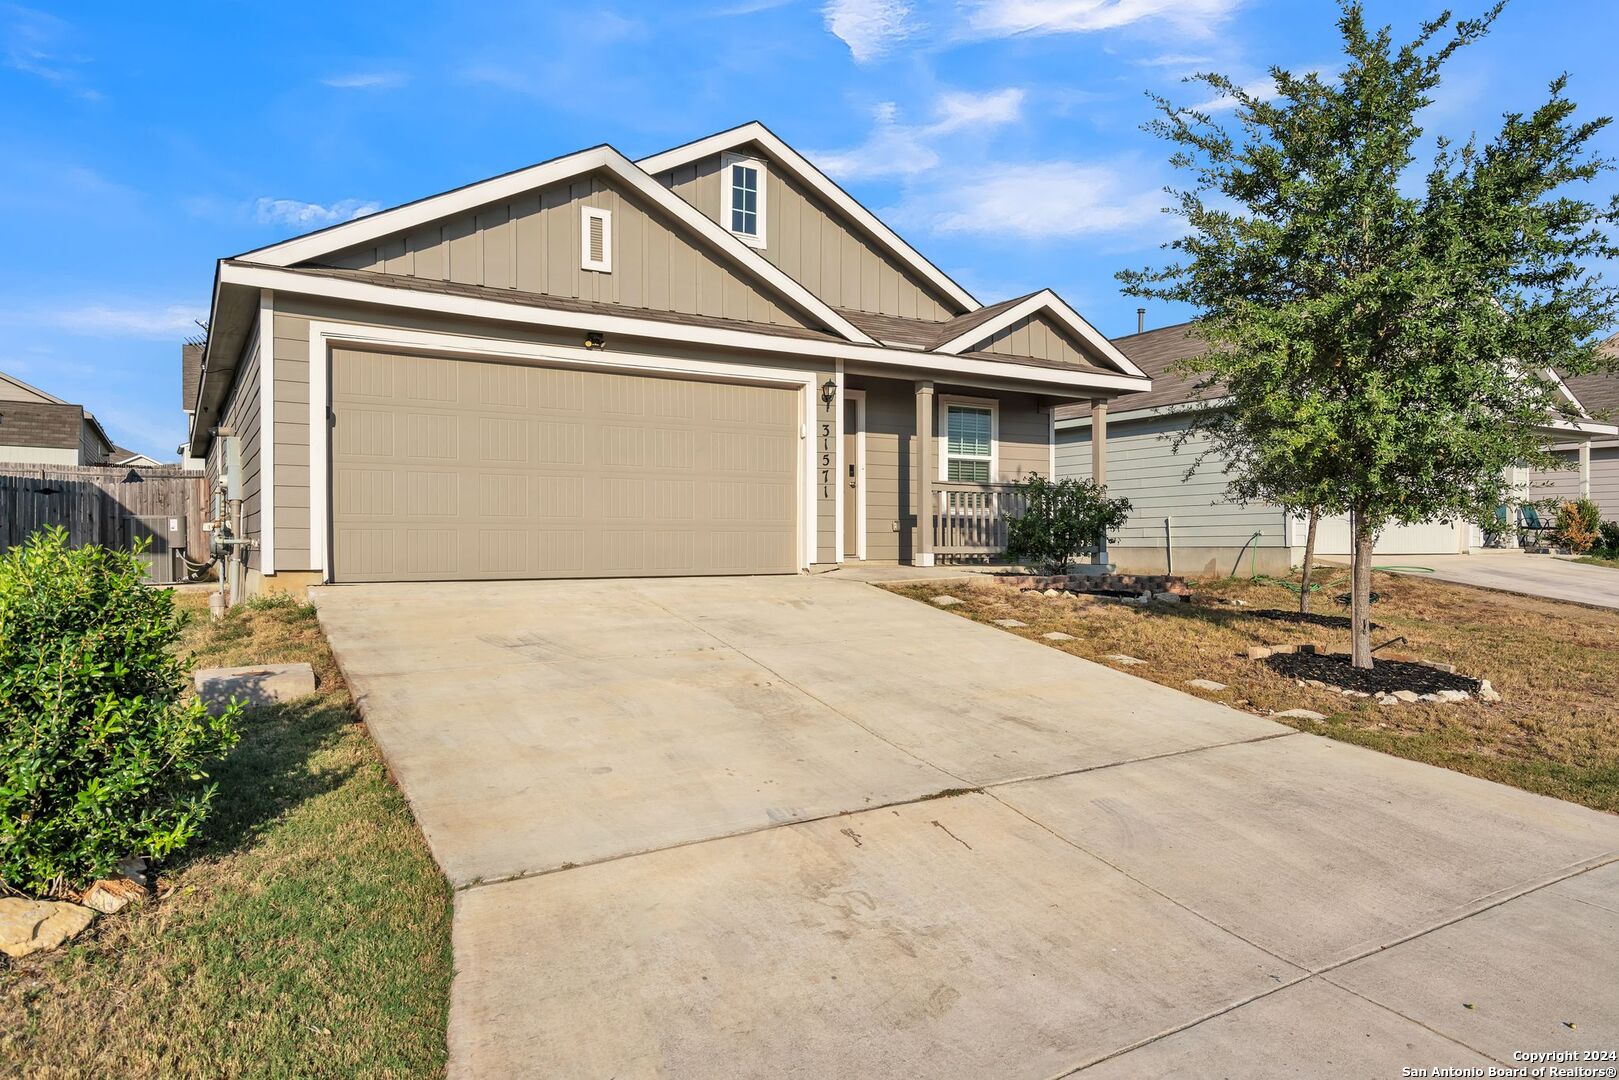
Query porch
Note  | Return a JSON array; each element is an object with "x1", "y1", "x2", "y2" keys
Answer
[{"x1": 832, "y1": 375, "x2": 1113, "y2": 568}]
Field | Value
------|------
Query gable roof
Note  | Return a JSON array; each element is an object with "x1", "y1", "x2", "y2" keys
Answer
[
  {"x1": 1557, "y1": 332, "x2": 1619, "y2": 423},
  {"x1": 933, "y1": 290, "x2": 1148, "y2": 379},
  {"x1": 0, "y1": 369, "x2": 67, "y2": 404},
  {"x1": 637, "y1": 121, "x2": 981, "y2": 315},
  {"x1": 232, "y1": 143, "x2": 876, "y2": 347}
]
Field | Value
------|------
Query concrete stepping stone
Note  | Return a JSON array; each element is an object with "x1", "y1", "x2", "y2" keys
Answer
[
  {"x1": 1186, "y1": 679, "x2": 1229, "y2": 692},
  {"x1": 1042, "y1": 632, "x2": 1076, "y2": 642},
  {"x1": 1104, "y1": 653, "x2": 1146, "y2": 666},
  {"x1": 930, "y1": 595, "x2": 964, "y2": 607},
  {"x1": 1276, "y1": 709, "x2": 1327, "y2": 720},
  {"x1": 992, "y1": 619, "x2": 1027, "y2": 628},
  {"x1": 195, "y1": 662, "x2": 317, "y2": 713}
]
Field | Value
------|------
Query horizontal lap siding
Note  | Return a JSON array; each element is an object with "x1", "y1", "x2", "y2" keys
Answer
[
  {"x1": 1534, "y1": 446, "x2": 1619, "y2": 520},
  {"x1": 1056, "y1": 414, "x2": 1286, "y2": 548},
  {"x1": 859, "y1": 378, "x2": 1051, "y2": 562},
  {"x1": 207, "y1": 330, "x2": 263, "y2": 571},
  {"x1": 320, "y1": 173, "x2": 813, "y2": 332},
  {"x1": 658, "y1": 152, "x2": 960, "y2": 321},
  {"x1": 274, "y1": 310, "x2": 313, "y2": 570}
]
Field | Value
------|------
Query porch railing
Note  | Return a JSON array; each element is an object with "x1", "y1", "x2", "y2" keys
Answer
[{"x1": 932, "y1": 482, "x2": 1027, "y2": 558}]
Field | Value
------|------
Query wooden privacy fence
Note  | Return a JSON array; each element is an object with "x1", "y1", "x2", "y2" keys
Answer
[{"x1": 0, "y1": 464, "x2": 208, "y2": 583}]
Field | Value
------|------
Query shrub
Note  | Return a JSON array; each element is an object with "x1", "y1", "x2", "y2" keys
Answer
[
  {"x1": 1552, "y1": 498, "x2": 1602, "y2": 554},
  {"x1": 0, "y1": 527, "x2": 240, "y2": 895},
  {"x1": 1006, "y1": 473, "x2": 1133, "y2": 574},
  {"x1": 1599, "y1": 520, "x2": 1619, "y2": 556}
]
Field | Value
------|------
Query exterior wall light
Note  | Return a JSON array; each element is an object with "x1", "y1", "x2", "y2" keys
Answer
[
  {"x1": 820, "y1": 378, "x2": 837, "y2": 407},
  {"x1": 584, "y1": 332, "x2": 606, "y2": 350}
]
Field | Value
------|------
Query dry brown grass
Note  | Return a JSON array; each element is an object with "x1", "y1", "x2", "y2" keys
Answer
[
  {"x1": 888, "y1": 569, "x2": 1619, "y2": 813},
  {"x1": 0, "y1": 591, "x2": 453, "y2": 1078}
]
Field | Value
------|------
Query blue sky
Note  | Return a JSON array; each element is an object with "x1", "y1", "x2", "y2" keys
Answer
[{"x1": 3, "y1": 0, "x2": 1616, "y2": 458}]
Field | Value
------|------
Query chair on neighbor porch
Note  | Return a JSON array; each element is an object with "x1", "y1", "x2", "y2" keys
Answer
[{"x1": 1517, "y1": 505, "x2": 1556, "y2": 548}]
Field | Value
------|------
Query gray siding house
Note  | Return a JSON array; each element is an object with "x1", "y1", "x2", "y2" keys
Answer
[
  {"x1": 186, "y1": 123, "x2": 1150, "y2": 596},
  {"x1": 1056, "y1": 323, "x2": 1618, "y2": 576},
  {"x1": 0, "y1": 370, "x2": 115, "y2": 467}
]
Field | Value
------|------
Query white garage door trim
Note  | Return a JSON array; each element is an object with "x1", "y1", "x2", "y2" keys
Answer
[{"x1": 306, "y1": 320, "x2": 820, "y2": 580}]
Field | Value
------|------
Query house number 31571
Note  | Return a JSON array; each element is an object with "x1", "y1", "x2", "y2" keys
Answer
[{"x1": 819, "y1": 421, "x2": 833, "y2": 500}]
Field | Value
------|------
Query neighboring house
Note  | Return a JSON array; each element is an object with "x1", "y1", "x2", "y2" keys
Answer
[
  {"x1": 110, "y1": 445, "x2": 165, "y2": 468},
  {"x1": 1055, "y1": 322, "x2": 1619, "y2": 576},
  {"x1": 186, "y1": 122, "x2": 1150, "y2": 595},
  {"x1": 0, "y1": 370, "x2": 116, "y2": 466},
  {"x1": 1531, "y1": 334, "x2": 1619, "y2": 521}
]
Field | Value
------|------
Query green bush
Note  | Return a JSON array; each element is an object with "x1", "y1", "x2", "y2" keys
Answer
[
  {"x1": 0, "y1": 527, "x2": 240, "y2": 895},
  {"x1": 1599, "y1": 520, "x2": 1619, "y2": 556},
  {"x1": 1006, "y1": 473, "x2": 1133, "y2": 574},
  {"x1": 1552, "y1": 498, "x2": 1602, "y2": 554}
]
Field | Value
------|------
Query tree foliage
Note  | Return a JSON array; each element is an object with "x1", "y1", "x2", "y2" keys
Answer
[
  {"x1": 1120, "y1": 0, "x2": 1619, "y2": 665},
  {"x1": 1006, "y1": 473, "x2": 1133, "y2": 574},
  {"x1": 0, "y1": 527, "x2": 240, "y2": 895}
]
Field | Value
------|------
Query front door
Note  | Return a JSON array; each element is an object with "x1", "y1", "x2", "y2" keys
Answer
[{"x1": 843, "y1": 397, "x2": 860, "y2": 559}]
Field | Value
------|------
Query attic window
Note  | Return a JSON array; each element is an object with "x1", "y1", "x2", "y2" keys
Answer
[
  {"x1": 580, "y1": 206, "x2": 612, "y2": 272},
  {"x1": 721, "y1": 152, "x2": 767, "y2": 248}
]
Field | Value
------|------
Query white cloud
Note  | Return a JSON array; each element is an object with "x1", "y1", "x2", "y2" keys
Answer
[
  {"x1": 254, "y1": 197, "x2": 380, "y2": 227},
  {"x1": 812, "y1": 88, "x2": 1024, "y2": 180},
  {"x1": 321, "y1": 71, "x2": 406, "y2": 90},
  {"x1": 893, "y1": 161, "x2": 1167, "y2": 239},
  {"x1": 822, "y1": 0, "x2": 914, "y2": 63},
  {"x1": 964, "y1": 0, "x2": 1241, "y2": 38},
  {"x1": 3, "y1": 4, "x2": 98, "y2": 98},
  {"x1": 41, "y1": 304, "x2": 207, "y2": 338}
]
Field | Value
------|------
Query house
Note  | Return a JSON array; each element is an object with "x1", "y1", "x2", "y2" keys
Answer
[
  {"x1": 1531, "y1": 335, "x2": 1619, "y2": 521},
  {"x1": 0, "y1": 370, "x2": 116, "y2": 467},
  {"x1": 185, "y1": 122, "x2": 1150, "y2": 596},
  {"x1": 1054, "y1": 322, "x2": 1619, "y2": 576}
]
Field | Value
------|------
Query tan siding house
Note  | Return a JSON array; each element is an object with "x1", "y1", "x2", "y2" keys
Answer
[
  {"x1": 188, "y1": 123, "x2": 1150, "y2": 596},
  {"x1": 0, "y1": 370, "x2": 116, "y2": 466}
]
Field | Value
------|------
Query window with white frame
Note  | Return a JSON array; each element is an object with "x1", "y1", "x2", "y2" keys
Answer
[
  {"x1": 721, "y1": 152, "x2": 766, "y2": 247},
  {"x1": 945, "y1": 403, "x2": 994, "y2": 482}
]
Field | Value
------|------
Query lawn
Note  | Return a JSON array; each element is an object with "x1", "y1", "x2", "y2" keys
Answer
[
  {"x1": 888, "y1": 569, "x2": 1619, "y2": 814},
  {"x1": 0, "y1": 590, "x2": 453, "y2": 1077},
  {"x1": 1574, "y1": 554, "x2": 1619, "y2": 570}
]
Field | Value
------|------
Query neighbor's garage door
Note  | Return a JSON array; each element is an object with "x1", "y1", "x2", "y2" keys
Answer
[
  {"x1": 330, "y1": 348, "x2": 799, "y2": 582},
  {"x1": 1312, "y1": 514, "x2": 1464, "y2": 556}
]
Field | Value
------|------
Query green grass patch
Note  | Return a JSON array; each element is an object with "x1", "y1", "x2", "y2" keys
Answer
[
  {"x1": 0, "y1": 590, "x2": 453, "y2": 1076},
  {"x1": 1573, "y1": 554, "x2": 1619, "y2": 570}
]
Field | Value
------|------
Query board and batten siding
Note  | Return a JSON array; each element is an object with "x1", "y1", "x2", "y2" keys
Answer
[
  {"x1": 1533, "y1": 445, "x2": 1619, "y2": 520},
  {"x1": 656, "y1": 152, "x2": 961, "y2": 321},
  {"x1": 317, "y1": 172, "x2": 816, "y2": 333},
  {"x1": 857, "y1": 377, "x2": 1051, "y2": 563},
  {"x1": 206, "y1": 329, "x2": 263, "y2": 572},
  {"x1": 1056, "y1": 413, "x2": 1288, "y2": 552},
  {"x1": 974, "y1": 313, "x2": 1094, "y2": 368}
]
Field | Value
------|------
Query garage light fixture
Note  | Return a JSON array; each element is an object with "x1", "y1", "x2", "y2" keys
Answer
[
  {"x1": 584, "y1": 331, "x2": 606, "y2": 350},
  {"x1": 820, "y1": 377, "x2": 837, "y2": 407}
]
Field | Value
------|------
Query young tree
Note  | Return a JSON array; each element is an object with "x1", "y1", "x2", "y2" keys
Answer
[{"x1": 1121, "y1": 1, "x2": 1619, "y2": 667}]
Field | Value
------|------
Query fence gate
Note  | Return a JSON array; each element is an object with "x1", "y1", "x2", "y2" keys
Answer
[{"x1": 0, "y1": 464, "x2": 207, "y2": 584}]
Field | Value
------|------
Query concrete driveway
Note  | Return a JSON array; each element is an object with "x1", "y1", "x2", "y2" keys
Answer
[
  {"x1": 1334, "y1": 550, "x2": 1619, "y2": 609},
  {"x1": 312, "y1": 575, "x2": 1619, "y2": 1078}
]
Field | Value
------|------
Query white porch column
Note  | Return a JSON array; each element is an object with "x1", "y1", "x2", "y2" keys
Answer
[
  {"x1": 1091, "y1": 397, "x2": 1109, "y2": 566},
  {"x1": 1580, "y1": 441, "x2": 1592, "y2": 499},
  {"x1": 916, "y1": 380, "x2": 935, "y2": 567}
]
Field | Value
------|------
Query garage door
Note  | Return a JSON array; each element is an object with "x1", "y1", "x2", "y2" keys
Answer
[
  {"x1": 330, "y1": 349, "x2": 800, "y2": 581},
  {"x1": 1312, "y1": 514, "x2": 1464, "y2": 556}
]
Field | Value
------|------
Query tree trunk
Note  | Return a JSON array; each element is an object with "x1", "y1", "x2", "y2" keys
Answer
[
  {"x1": 1349, "y1": 508, "x2": 1375, "y2": 669},
  {"x1": 1298, "y1": 509, "x2": 1319, "y2": 615}
]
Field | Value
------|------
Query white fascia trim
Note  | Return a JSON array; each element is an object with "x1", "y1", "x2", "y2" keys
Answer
[
  {"x1": 934, "y1": 289, "x2": 1149, "y2": 380},
  {"x1": 1542, "y1": 416, "x2": 1619, "y2": 437},
  {"x1": 220, "y1": 262, "x2": 1149, "y2": 395},
  {"x1": 936, "y1": 393, "x2": 998, "y2": 483},
  {"x1": 258, "y1": 290, "x2": 275, "y2": 575},
  {"x1": 232, "y1": 145, "x2": 874, "y2": 347},
  {"x1": 1056, "y1": 396, "x2": 1226, "y2": 430},
  {"x1": 306, "y1": 320, "x2": 821, "y2": 580},
  {"x1": 638, "y1": 122, "x2": 981, "y2": 313}
]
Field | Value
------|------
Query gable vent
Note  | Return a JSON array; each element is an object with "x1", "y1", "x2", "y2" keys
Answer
[{"x1": 581, "y1": 206, "x2": 612, "y2": 273}]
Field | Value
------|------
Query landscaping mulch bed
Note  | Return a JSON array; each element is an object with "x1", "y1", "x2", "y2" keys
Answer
[{"x1": 1263, "y1": 650, "x2": 1481, "y2": 695}]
